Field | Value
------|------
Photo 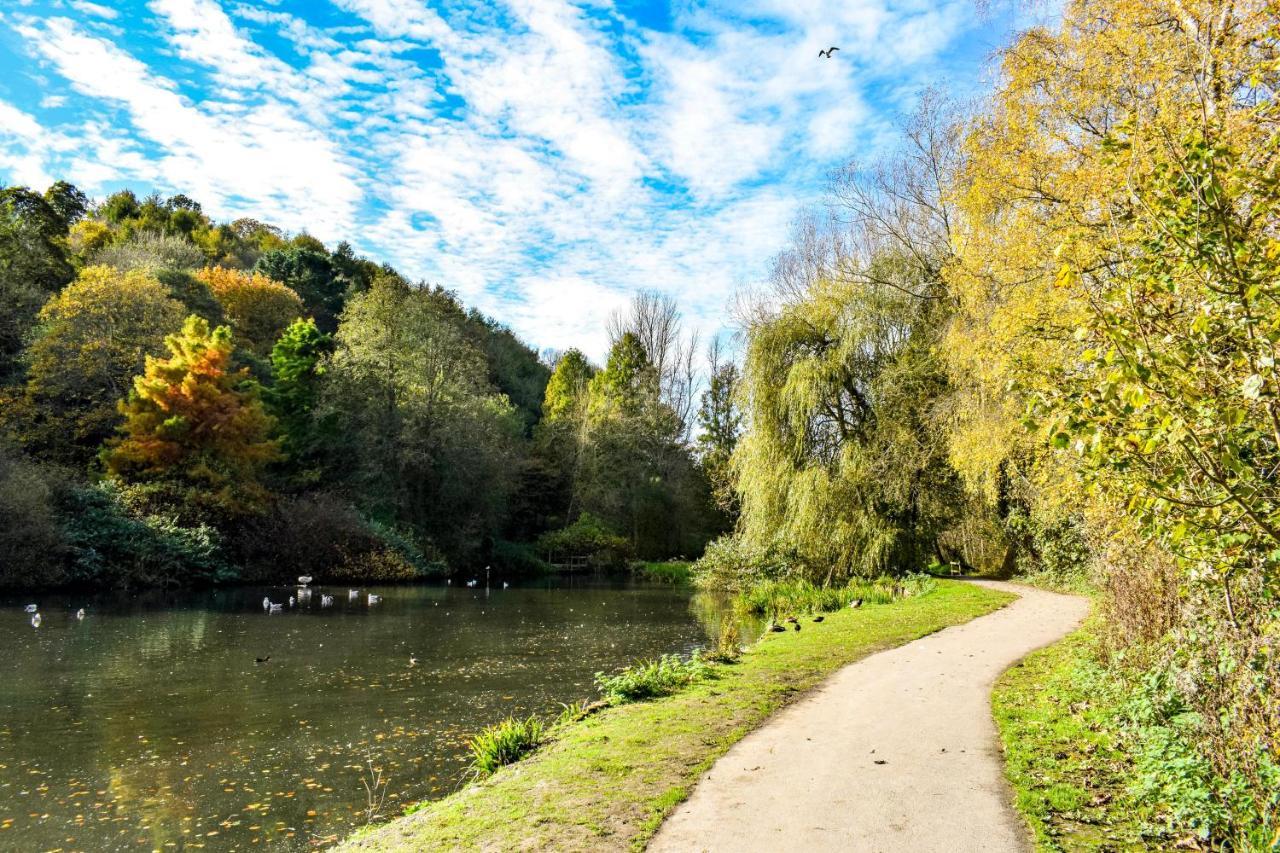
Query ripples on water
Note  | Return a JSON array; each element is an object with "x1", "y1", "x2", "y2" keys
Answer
[{"x1": 0, "y1": 577, "x2": 740, "y2": 850}]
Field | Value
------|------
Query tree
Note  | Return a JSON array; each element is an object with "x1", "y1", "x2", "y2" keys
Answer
[
  {"x1": 267, "y1": 317, "x2": 332, "y2": 469},
  {"x1": 465, "y1": 310, "x2": 552, "y2": 432},
  {"x1": 0, "y1": 186, "x2": 75, "y2": 377},
  {"x1": 254, "y1": 246, "x2": 344, "y2": 331},
  {"x1": 95, "y1": 232, "x2": 205, "y2": 272},
  {"x1": 103, "y1": 315, "x2": 281, "y2": 518},
  {"x1": 542, "y1": 349, "x2": 595, "y2": 423},
  {"x1": 607, "y1": 291, "x2": 698, "y2": 435},
  {"x1": 696, "y1": 337, "x2": 743, "y2": 517},
  {"x1": 325, "y1": 274, "x2": 520, "y2": 558},
  {"x1": 574, "y1": 333, "x2": 710, "y2": 556},
  {"x1": 196, "y1": 266, "x2": 303, "y2": 356},
  {"x1": 731, "y1": 244, "x2": 960, "y2": 580},
  {"x1": 943, "y1": 1, "x2": 1279, "y2": 837},
  {"x1": 20, "y1": 265, "x2": 186, "y2": 464},
  {"x1": 43, "y1": 181, "x2": 88, "y2": 230}
]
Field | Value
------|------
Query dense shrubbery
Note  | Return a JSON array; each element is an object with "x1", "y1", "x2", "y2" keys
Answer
[
  {"x1": 631, "y1": 561, "x2": 692, "y2": 585},
  {"x1": 229, "y1": 493, "x2": 439, "y2": 582},
  {"x1": 489, "y1": 539, "x2": 553, "y2": 576},
  {"x1": 691, "y1": 536, "x2": 793, "y2": 591},
  {"x1": 58, "y1": 483, "x2": 231, "y2": 588},
  {"x1": 536, "y1": 512, "x2": 633, "y2": 568},
  {"x1": 0, "y1": 446, "x2": 64, "y2": 588}
]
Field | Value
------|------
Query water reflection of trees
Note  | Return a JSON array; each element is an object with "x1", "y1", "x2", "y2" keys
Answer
[
  {"x1": 688, "y1": 590, "x2": 765, "y2": 646},
  {"x1": 3, "y1": 581, "x2": 719, "y2": 850}
]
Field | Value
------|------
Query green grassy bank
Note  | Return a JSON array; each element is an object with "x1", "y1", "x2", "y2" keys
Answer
[
  {"x1": 993, "y1": 626, "x2": 1153, "y2": 851},
  {"x1": 340, "y1": 580, "x2": 1013, "y2": 852}
]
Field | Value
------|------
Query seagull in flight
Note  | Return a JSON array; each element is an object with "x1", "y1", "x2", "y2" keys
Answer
[{"x1": 818, "y1": 46, "x2": 840, "y2": 58}]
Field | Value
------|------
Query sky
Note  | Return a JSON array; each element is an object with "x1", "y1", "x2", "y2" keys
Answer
[{"x1": 0, "y1": 0, "x2": 1032, "y2": 360}]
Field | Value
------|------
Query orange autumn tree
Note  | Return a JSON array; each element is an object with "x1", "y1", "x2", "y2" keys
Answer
[
  {"x1": 195, "y1": 265, "x2": 302, "y2": 356},
  {"x1": 104, "y1": 315, "x2": 281, "y2": 517}
]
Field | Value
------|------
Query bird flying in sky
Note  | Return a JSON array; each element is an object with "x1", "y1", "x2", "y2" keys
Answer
[{"x1": 819, "y1": 46, "x2": 840, "y2": 58}]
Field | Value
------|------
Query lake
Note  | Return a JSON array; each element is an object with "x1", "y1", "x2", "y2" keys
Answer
[{"x1": 0, "y1": 577, "x2": 739, "y2": 850}]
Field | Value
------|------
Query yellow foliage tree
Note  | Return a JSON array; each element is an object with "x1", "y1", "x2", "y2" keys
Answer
[
  {"x1": 196, "y1": 265, "x2": 302, "y2": 355},
  {"x1": 21, "y1": 264, "x2": 185, "y2": 463}
]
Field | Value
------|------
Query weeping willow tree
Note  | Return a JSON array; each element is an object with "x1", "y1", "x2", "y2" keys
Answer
[{"x1": 732, "y1": 249, "x2": 962, "y2": 581}]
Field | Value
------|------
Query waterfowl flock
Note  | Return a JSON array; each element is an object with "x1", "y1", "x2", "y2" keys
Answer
[
  {"x1": 21, "y1": 602, "x2": 89, "y2": 628},
  {"x1": 17, "y1": 573, "x2": 521, "y2": 631}
]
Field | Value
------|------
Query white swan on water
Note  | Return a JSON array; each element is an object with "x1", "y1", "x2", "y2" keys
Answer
[
  {"x1": 348, "y1": 589, "x2": 360, "y2": 600},
  {"x1": 31, "y1": 613, "x2": 41, "y2": 627},
  {"x1": 24, "y1": 604, "x2": 37, "y2": 613},
  {"x1": 320, "y1": 594, "x2": 334, "y2": 607},
  {"x1": 76, "y1": 608, "x2": 85, "y2": 620},
  {"x1": 262, "y1": 597, "x2": 271, "y2": 611},
  {"x1": 367, "y1": 593, "x2": 381, "y2": 605}
]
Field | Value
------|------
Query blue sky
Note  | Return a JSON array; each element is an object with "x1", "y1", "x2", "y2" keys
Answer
[{"x1": 0, "y1": 0, "x2": 1034, "y2": 359}]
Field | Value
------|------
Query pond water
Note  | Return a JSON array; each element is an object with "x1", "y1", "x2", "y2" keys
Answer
[{"x1": 0, "y1": 577, "x2": 738, "y2": 851}]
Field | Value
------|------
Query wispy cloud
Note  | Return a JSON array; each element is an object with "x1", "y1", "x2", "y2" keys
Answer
[{"x1": 0, "y1": 0, "x2": 1022, "y2": 359}]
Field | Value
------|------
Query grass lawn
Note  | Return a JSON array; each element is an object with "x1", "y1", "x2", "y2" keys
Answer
[
  {"x1": 992, "y1": 626, "x2": 1155, "y2": 851},
  {"x1": 340, "y1": 580, "x2": 1013, "y2": 852}
]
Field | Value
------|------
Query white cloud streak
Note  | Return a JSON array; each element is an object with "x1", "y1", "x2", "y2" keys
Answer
[{"x1": 0, "y1": 0, "x2": 1011, "y2": 359}]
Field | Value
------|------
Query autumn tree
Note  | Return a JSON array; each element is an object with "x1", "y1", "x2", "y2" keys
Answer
[
  {"x1": 20, "y1": 265, "x2": 186, "y2": 464},
  {"x1": 196, "y1": 265, "x2": 303, "y2": 356},
  {"x1": 943, "y1": 0, "x2": 1279, "y2": 838},
  {"x1": 103, "y1": 315, "x2": 280, "y2": 518}
]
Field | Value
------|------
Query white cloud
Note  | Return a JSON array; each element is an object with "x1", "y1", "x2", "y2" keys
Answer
[
  {"x1": 69, "y1": 1, "x2": 119, "y2": 20},
  {"x1": 15, "y1": 15, "x2": 363, "y2": 241},
  {"x1": 0, "y1": 0, "x2": 1004, "y2": 359}
]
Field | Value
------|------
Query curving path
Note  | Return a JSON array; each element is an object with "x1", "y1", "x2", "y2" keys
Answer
[{"x1": 649, "y1": 581, "x2": 1088, "y2": 853}]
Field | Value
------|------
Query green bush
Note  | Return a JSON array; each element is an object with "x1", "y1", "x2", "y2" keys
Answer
[
  {"x1": 230, "y1": 493, "x2": 443, "y2": 582},
  {"x1": 691, "y1": 535, "x2": 794, "y2": 591},
  {"x1": 1124, "y1": 661, "x2": 1280, "y2": 848},
  {"x1": 536, "y1": 512, "x2": 633, "y2": 568},
  {"x1": 58, "y1": 482, "x2": 231, "y2": 588},
  {"x1": 0, "y1": 446, "x2": 65, "y2": 588},
  {"x1": 632, "y1": 560, "x2": 692, "y2": 585},
  {"x1": 595, "y1": 653, "x2": 714, "y2": 704},
  {"x1": 491, "y1": 539, "x2": 554, "y2": 576},
  {"x1": 467, "y1": 715, "x2": 546, "y2": 778},
  {"x1": 1003, "y1": 506, "x2": 1091, "y2": 590},
  {"x1": 737, "y1": 574, "x2": 936, "y2": 617}
]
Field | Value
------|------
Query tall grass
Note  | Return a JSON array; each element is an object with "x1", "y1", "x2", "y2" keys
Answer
[
  {"x1": 595, "y1": 653, "x2": 713, "y2": 704},
  {"x1": 467, "y1": 715, "x2": 546, "y2": 778},
  {"x1": 632, "y1": 561, "x2": 693, "y2": 585},
  {"x1": 738, "y1": 573, "x2": 937, "y2": 617}
]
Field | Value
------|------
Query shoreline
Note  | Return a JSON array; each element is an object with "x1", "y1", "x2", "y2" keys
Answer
[{"x1": 338, "y1": 581, "x2": 1015, "y2": 851}]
